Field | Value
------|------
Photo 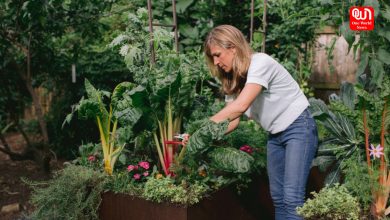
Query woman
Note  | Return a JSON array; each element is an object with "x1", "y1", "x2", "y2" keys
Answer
[{"x1": 201, "y1": 25, "x2": 318, "y2": 220}]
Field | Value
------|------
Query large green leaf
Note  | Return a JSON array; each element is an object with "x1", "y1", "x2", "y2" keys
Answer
[
  {"x1": 84, "y1": 79, "x2": 100, "y2": 102},
  {"x1": 83, "y1": 79, "x2": 109, "y2": 121},
  {"x1": 377, "y1": 48, "x2": 390, "y2": 65},
  {"x1": 339, "y1": 82, "x2": 356, "y2": 110},
  {"x1": 151, "y1": 72, "x2": 182, "y2": 113},
  {"x1": 369, "y1": 58, "x2": 384, "y2": 86},
  {"x1": 186, "y1": 120, "x2": 229, "y2": 154},
  {"x1": 356, "y1": 51, "x2": 369, "y2": 78},
  {"x1": 114, "y1": 108, "x2": 142, "y2": 127},
  {"x1": 128, "y1": 85, "x2": 149, "y2": 109},
  {"x1": 323, "y1": 112, "x2": 358, "y2": 145},
  {"x1": 77, "y1": 99, "x2": 100, "y2": 120},
  {"x1": 111, "y1": 81, "x2": 135, "y2": 108},
  {"x1": 209, "y1": 147, "x2": 254, "y2": 173},
  {"x1": 308, "y1": 98, "x2": 329, "y2": 119}
]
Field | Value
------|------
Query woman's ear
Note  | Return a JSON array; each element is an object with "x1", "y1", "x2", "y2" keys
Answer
[{"x1": 230, "y1": 47, "x2": 237, "y2": 55}]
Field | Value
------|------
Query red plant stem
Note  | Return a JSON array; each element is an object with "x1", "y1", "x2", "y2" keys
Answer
[
  {"x1": 363, "y1": 107, "x2": 372, "y2": 173},
  {"x1": 163, "y1": 141, "x2": 182, "y2": 175}
]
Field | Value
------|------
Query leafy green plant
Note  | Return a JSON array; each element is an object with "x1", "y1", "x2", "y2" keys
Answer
[
  {"x1": 142, "y1": 174, "x2": 208, "y2": 206},
  {"x1": 64, "y1": 79, "x2": 138, "y2": 175},
  {"x1": 297, "y1": 184, "x2": 360, "y2": 220},
  {"x1": 153, "y1": 97, "x2": 185, "y2": 176},
  {"x1": 28, "y1": 165, "x2": 106, "y2": 220},
  {"x1": 309, "y1": 82, "x2": 362, "y2": 185},
  {"x1": 186, "y1": 119, "x2": 255, "y2": 174},
  {"x1": 310, "y1": 76, "x2": 390, "y2": 217},
  {"x1": 356, "y1": 76, "x2": 390, "y2": 218},
  {"x1": 110, "y1": 9, "x2": 212, "y2": 177}
]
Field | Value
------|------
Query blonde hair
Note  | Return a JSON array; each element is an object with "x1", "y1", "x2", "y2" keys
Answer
[{"x1": 204, "y1": 25, "x2": 253, "y2": 95}]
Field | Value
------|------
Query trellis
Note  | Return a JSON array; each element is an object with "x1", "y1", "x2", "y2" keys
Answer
[
  {"x1": 147, "y1": 0, "x2": 179, "y2": 64},
  {"x1": 146, "y1": 0, "x2": 268, "y2": 60}
]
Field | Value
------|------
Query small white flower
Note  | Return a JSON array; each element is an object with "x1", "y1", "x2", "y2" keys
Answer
[{"x1": 369, "y1": 144, "x2": 384, "y2": 159}]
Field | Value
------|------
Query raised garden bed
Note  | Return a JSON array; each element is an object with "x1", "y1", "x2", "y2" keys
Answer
[{"x1": 100, "y1": 179, "x2": 273, "y2": 220}]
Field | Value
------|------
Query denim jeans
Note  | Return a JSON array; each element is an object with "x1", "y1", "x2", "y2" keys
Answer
[{"x1": 267, "y1": 108, "x2": 318, "y2": 220}]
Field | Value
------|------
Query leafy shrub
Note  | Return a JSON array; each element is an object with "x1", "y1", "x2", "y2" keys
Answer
[
  {"x1": 296, "y1": 184, "x2": 360, "y2": 220},
  {"x1": 28, "y1": 165, "x2": 106, "y2": 220},
  {"x1": 142, "y1": 175, "x2": 208, "y2": 206}
]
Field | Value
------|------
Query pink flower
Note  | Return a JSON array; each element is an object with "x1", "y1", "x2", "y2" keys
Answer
[
  {"x1": 143, "y1": 171, "x2": 149, "y2": 177},
  {"x1": 88, "y1": 155, "x2": 96, "y2": 162},
  {"x1": 139, "y1": 161, "x2": 150, "y2": 170},
  {"x1": 133, "y1": 174, "x2": 141, "y2": 180},
  {"x1": 240, "y1": 145, "x2": 254, "y2": 154},
  {"x1": 127, "y1": 165, "x2": 136, "y2": 172},
  {"x1": 369, "y1": 144, "x2": 384, "y2": 159}
]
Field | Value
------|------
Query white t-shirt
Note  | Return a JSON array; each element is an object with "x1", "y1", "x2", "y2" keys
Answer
[{"x1": 226, "y1": 53, "x2": 309, "y2": 134}]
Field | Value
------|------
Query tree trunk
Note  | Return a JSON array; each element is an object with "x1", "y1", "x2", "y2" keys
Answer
[{"x1": 13, "y1": 34, "x2": 52, "y2": 173}]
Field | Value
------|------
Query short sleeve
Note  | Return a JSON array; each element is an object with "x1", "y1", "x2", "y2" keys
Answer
[{"x1": 246, "y1": 54, "x2": 275, "y2": 89}]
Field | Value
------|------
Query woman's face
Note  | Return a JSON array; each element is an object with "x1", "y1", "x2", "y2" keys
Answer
[{"x1": 209, "y1": 44, "x2": 236, "y2": 73}]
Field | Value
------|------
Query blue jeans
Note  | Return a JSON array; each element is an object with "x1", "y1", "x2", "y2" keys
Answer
[{"x1": 267, "y1": 108, "x2": 318, "y2": 220}]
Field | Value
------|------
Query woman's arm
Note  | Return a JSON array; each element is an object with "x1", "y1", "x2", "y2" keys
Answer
[
  {"x1": 225, "y1": 102, "x2": 240, "y2": 134},
  {"x1": 210, "y1": 83, "x2": 262, "y2": 124}
]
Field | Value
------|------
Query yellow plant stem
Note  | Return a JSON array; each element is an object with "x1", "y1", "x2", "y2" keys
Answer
[{"x1": 153, "y1": 132, "x2": 168, "y2": 175}]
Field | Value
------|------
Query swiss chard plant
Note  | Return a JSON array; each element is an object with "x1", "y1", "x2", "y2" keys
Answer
[
  {"x1": 63, "y1": 79, "x2": 139, "y2": 175},
  {"x1": 110, "y1": 8, "x2": 211, "y2": 177},
  {"x1": 185, "y1": 119, "x2": 255, "y2": 174}
]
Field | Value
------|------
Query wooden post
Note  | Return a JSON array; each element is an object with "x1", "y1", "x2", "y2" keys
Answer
[
  {"x1": 172, "y1": 0, "x2": 179, "y2": 54},
  {"x1": 147, "y1": 0, "x2": 155, "y2": 64},
  {"x1": 261, "y1": 0, "x2": 268, "y2": 53},
  {"x1": 250, "y1": 0, "x2": 254, "y2": 43}
]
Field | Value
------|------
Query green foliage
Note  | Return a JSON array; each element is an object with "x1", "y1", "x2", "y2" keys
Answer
[
  {"x1": 186, "y1": 119, "x2": 229, "y2": 154},
  {"x1": 142, "y1": 176, "x2": 208, "y2": 206},
  {"x1": 310, "y1": 76, "x2": 390, "y2": 209},
  {"x1": 297, "y1": 184, "x2": 360, "y2": 220},
  {"x1": 28, "y1": 165, "x2": 106, "y2": 220},
  {"x1": 309, "y1": 82, "x2": 365, "y2": 185},
  {"x1": 64, "y1": 79, "x2": 139, "y2": 175},
  {"x1": 110, "y1": 8, "x2": 211, "y2": 130},
  {"x1": 209, "y1": 148, "x2": 254, "y2": 173},
  {"x1": 104, "y1": 172, "x2": 144, "y2": 196},
  {"x1": 340, "y1": 152, "x2": 373, "y2": 208},
  {"x1": 132, "y1": 0, "x2": 256, "y2": 51},
  {"x1": 224, "y1": 120, "x2": 266, "y2": 149}
]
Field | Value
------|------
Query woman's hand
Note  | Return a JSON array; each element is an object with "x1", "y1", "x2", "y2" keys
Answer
[{"x1": 181, "y1": 133, "x2": 190, "y2": 147}]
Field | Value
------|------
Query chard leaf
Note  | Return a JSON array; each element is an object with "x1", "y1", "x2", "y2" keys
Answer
[
  {"x1": 77, "y1": 99, "x2": 101, "y2": 120},
  {"x1": 186, "y1": 120, "x2": 229, "y2": 154},
  {"x1": 114, "y1": 108, "x2": 142, "y2": 127},
  {"x1": 209, "y1": 147, "x2": 254, "y2": 173},
  {"x1": 111, "y1": 81, "x2": 135, "y2": 108}
]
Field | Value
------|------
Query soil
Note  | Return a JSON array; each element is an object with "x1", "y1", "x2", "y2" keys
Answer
[{"x1": 0, "y1": 133, "x2": 65, "y2": 220}]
